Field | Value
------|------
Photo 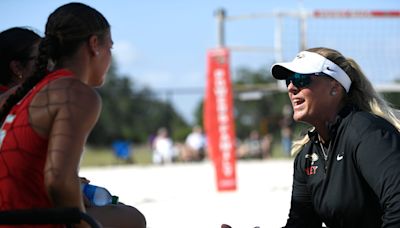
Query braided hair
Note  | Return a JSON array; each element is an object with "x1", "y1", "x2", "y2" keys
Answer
[
  {"x1": 0, "y1": 27, "x2": 41, "y2": 86},
  {"x1": 0, "y1": 2, "x2": 110, "y2": 121}
]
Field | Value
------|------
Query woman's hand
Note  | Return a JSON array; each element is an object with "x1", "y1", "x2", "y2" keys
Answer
[
  {"x1": 80, "y1": 177, "x2": 90, "y2": 184},
  {"x1": 221, "y1": 224, "x2": 232, "y2": 228},
  {"x1": 80, "y1": 177, "x2": 92, "y2": 207}
]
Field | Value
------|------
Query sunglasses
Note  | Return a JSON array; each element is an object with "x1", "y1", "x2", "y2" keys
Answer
[{"x1": 285, "y1": 72, "x2": 328, "y2": 88}]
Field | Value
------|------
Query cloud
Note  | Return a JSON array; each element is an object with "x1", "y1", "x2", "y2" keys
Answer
[{"x1": 113, "y1": 40, "x2": 140, "y2": 69}]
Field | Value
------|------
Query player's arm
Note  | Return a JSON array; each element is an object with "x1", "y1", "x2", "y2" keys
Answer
[{"x1": 41, "y1": 78, "x2": 101, "y2": 213}]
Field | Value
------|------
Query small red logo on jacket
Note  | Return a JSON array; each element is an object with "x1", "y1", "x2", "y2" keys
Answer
[{"x1": 305, "y1": 166, "x2": 318, "y2": 175}]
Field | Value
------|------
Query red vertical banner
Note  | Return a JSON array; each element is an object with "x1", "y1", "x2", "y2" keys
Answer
[{"x1": 204, "y1": 48, "x2": 237, "y2": 191}]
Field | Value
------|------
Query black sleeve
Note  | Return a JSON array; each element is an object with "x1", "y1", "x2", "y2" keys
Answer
[
  {"x1": 283, "y1": 153, "x2": 322, "y2": 228},
  {"x1": 356, "y1": 124, "x2": 400, "y2": 227}
]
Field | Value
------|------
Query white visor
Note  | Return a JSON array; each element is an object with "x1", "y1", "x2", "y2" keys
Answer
[{"x1": 271, "y1": 51, "x2": 352, "y2": 92}]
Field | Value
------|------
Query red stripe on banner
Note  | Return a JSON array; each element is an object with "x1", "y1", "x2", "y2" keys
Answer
[
  {"x1": 313, "y1": 10, "x2": 400, "y2": 18},
  {"x1": 371, "y1": 11, "x2": 400, "y2": 17},
  {"x1": 204, "y1": 48, "x2": 237, "y2": 191}
]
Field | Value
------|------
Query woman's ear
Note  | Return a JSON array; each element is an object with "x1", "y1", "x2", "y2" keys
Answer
[
  {"x1": 88, "y1": 35, "x2": 100, "y2": 57},
  {"x1": 330, "y1": 80, "x2": 344, "y2": 96}
]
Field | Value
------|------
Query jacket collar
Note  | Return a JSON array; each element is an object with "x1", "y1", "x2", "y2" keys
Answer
[{"x1": 308, "y1": 104, "x2": 357, "y2": 142}]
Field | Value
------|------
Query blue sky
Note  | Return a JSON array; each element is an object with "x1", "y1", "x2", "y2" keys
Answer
[{"x1": 1, "y1": 0, "x2": 399, "y2": 123}]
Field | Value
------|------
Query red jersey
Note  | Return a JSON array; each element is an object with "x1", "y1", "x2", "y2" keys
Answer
[{"x1": 0, "y1": 69, "x2": 72, "y2": 226}]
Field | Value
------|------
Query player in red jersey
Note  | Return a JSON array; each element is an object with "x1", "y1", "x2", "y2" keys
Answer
[{"x1": 0, "y1": 3, "x2": 145, "y2": 228}]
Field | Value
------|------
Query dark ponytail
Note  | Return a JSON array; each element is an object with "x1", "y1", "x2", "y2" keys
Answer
[{"x1": 0, "y1": 3, "x2": 110, "y2": 121}]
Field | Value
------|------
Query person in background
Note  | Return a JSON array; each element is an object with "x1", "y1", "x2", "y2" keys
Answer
[
  {"x1": 0, "y1": 3, "x2": 145, "y2": 228},
  {"x1": 152, "y1": 127, "x2": 175, "y2": 164},
  {"x1": 279, "y1": 104, "x2": 294, "y2": 156},
  {"x1": 260, "y1": 133, "x2": 273, "y2": 159},
  {"x1": 270, "y1": 47, "x2": 400, "y2": 227},
  {"x1": 181, "y1": 125, "x2": 206, "y2": 162},
  {"x1": 237, "y1": 130, "x2": 263, "y2": 159},
  {"x1": 0, "y1": 27, "x2": 41, "y2": 93}
]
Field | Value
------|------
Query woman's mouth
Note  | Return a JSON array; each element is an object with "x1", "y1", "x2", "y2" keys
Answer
[{"x1": 292, "y1": 98, "x2": 305, "y2": 110}]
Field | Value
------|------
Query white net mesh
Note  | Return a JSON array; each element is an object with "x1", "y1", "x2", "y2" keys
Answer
[{"x1": 306, "y1": 10, "x2": 400, "y2": 84}]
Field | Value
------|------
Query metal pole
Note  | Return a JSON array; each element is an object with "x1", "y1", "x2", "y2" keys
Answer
[
  {"x1": 274, "y1": 13, "x2": 283, "y2": 62},
  {"x1": 215, "y1": 8, "x2": 226, "y2": 47},
  {"x1": 299, "y1": 10, "x2": 307, "y2": 51},
  {"x1": 274, "y1": 12, "x2": 286, "y2": 90}
]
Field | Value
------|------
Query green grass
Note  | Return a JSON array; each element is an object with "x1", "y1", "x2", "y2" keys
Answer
[
  {"x1": 81, "y1": 145, "x2": 153, "y2": 167},
  {"x1": 80, "y1": 142, "x2": 291, "y2": 167}
]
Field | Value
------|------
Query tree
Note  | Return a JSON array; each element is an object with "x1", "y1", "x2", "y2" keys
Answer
[
  {"x1": 232, "y1": 67, "x2": 290, "y2": 139},
  {"x1": 87, "y1": 59, "x2": 189, "y2": 145},
  {"x1": 193, "y1": 66, "x2": 292, "y2": 140}
]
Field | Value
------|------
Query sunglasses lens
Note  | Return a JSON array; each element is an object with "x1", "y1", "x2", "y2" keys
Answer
[{"x1": 286, "y1": 73, "x2": 312, "y2": 88}]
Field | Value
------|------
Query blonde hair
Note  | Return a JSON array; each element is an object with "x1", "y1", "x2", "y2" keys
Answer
[{"x1": 291, "y1": 47, "x2": 400, "y2": 155}]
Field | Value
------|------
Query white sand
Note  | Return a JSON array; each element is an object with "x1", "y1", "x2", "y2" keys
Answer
[{"x1": 80, "y1": 159, "x2": 294, "y2": 228}]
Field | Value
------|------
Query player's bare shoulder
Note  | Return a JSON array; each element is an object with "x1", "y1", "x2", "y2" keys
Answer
[
  {"x1": 29, "y1": 76, "x2": 102, "y2": 135},
  {"x1": 33, "y1": 76, "x2": 101, "y2": 111}
]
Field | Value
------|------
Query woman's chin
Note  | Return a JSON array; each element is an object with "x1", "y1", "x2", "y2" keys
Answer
[{"x1": 293, "y1": 111, "x2": 308, "y2": 123}]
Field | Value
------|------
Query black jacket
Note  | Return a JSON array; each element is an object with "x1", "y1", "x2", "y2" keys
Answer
[{"x1": 284, "y1": 106, "x2": 400, "y2": 228}]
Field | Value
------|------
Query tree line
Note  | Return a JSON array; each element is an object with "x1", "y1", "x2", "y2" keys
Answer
[
  {"x1": 87, "y1": 61, "x2": 189, "y2": 146},
  {"x1": 87, "y1": 59, "x2": 400, "y2": 146}
]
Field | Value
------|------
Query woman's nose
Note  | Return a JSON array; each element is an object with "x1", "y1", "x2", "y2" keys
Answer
[{"x1": 287, "y1": 81, "x2": 299, "y2": 94}]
